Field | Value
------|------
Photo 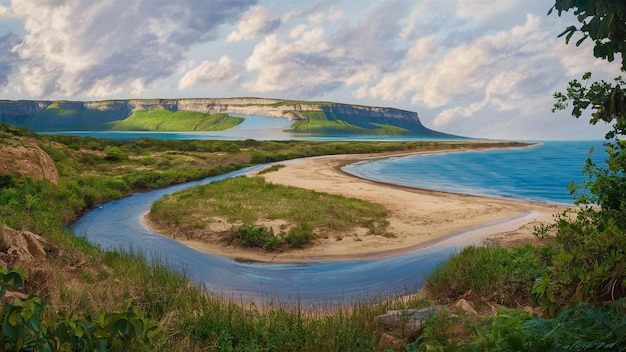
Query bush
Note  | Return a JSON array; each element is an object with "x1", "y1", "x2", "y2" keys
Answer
[
  {"x1": 285, "y1": 225, "x2": 313, "y2": 248},
  {"x1": 104, "y1": 146, "x2": 128, "y2": 161},
  {"x1": 0, "y1": 267, "x2": 159, "y2": 351},
  {"x1": 426, "y1": 245, "x2": 547, "y2": 306},
  {"x1": 236, "y1": 225, "x2": 266, "y2": 247}
]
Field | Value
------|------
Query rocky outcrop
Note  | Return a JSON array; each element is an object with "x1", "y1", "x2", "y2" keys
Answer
[
  {"x1": 0, "y1": 224, "x2": 47, "y2": 271},
  {"x1": 0, "y1": 97, "x2": 422, "y2": 127},
  {"x1": 0, "y1": 138, "x2": 59, "y2": 184}
]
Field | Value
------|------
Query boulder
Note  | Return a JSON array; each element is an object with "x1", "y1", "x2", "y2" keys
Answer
[
  {"x1": 376, "y1": 305, "x2": 445, "y2": 333},
  {"x1": 0, "y1": 224, "x2": 47, "y2": 271}
]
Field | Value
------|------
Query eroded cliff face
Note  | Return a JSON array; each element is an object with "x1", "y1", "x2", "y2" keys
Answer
[{"x1": 0, "y1": 97, "x2": 420, "y2": 123}]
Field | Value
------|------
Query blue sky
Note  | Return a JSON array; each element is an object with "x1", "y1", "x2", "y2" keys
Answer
[{"x1": 0, "y1": 0, "x2": 622, "y2": 139}]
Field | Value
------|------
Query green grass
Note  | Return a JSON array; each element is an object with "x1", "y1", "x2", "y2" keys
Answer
[
  {"x1": 290, "y1": 111, "x2": 416, "y2": 135},
  {"x1": 0, "y1": 126, "x2": 541, "y2": 350},
  {"x1": 149, "y1": 176, "x2": 390, "y2": 248},
  {"x1": 108, "y1": 110, "x2": 244, "y2": 131},
  {"x1": 425, "y1": 244, "x2": 548, "y2": 307}
]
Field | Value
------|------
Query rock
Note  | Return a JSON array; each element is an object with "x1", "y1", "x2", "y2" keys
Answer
[
  {"x1": 377, "y1": 333, "x2": 406, "y2": 350},
  {"x1": 454, "y1": 299, "x2": 477, "y2": 315},
  {"x1": 0, "y1": 224, "x2": 47, "y2": 271},
  {"x1": 0, "y1": 138, "x2": 59, "y2": 184},
  {"x1": 376, "y1": 305, "x2": 444, "y2": 333}
]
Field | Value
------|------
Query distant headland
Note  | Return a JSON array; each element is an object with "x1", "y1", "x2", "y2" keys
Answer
[{"x1": 0, "y1": 98, "x2": 455, "y2": 137}]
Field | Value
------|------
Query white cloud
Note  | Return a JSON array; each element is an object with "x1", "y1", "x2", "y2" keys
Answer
[
  {"x1": 456, "y1": 0, "x2": 519, "y2": 21},
  {"x1": 179, "y1": 56, "x2": 239, "y2": 90},
  {"x1": 8, "y1": 0, "x2": 256, "y2": 98},
  {"x1": 0, "y1": 4, "x2": 10, "y2": 18},
  {"x1": 227, "y1": 6, "x2": 281, "y2": 42},
  {"x1": 242, "y1": 1, "x2": 408, "y2": 98}
]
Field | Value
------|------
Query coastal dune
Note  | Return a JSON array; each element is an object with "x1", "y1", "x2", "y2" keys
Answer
[{"x1": 152, "y1": 149, "x2": 565, "y2": 263}]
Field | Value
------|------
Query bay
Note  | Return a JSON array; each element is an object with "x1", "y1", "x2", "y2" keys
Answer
[{"x1": 342, "y1": 141, "x2": 606, "y2": 205}]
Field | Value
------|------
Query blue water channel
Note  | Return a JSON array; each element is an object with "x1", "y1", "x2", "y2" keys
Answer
[{"x1": 67, "y1": 115, "x2": 608, "y2": 305}]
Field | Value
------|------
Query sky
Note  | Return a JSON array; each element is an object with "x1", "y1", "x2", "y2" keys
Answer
[{"x1": 0, "y1": 0, "x2": 623, "y2": 140}]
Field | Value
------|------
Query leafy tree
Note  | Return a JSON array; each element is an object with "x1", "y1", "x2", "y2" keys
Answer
[
  {"x1": 533, "y1": 1, "x2": 626, "y2": 315},
  {"x1": 550, "y1": 0, "x2": 626, "y2": 70}
]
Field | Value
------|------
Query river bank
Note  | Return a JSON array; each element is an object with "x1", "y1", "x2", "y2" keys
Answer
[{"x1": 145, "y1": 147, "x2": 565, "y2": 263}]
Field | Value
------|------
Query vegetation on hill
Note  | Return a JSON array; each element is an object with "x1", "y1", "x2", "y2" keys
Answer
[
  {"x1": 3, "y1": 123, "x2": 523, "y2": 350},
  {"x1": 108, "y1": 110, "x2": 244, "y2": 131},
  {"x1": 289, "y1": 110, "x2": 449, "y2": 136},
  {"x1": 413, "y1": 1, "x2": 626, "y2": 350}
]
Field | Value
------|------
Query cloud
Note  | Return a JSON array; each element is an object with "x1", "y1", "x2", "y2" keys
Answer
[
  {"x1": 179, "y1": 56, "x2": 239, "y2": 90},
  {"x1": 456, "y1": 0, "x2": 519, "y2": 21},
  {"x1": 227, "y1": 6, "x2": 281, "y2": 42},
  {"x1": 243, "y1": 1, "x2": 409, "y2": 98},
  {"x1": 0, "y1": 33, "x2": 21, "y2": 89},
  {"x1": 9, "y1": 0, "x2": 256, "y2": 98}
]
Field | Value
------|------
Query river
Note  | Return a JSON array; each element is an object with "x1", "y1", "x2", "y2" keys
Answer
[{"x1": 67, "y1": 116, "x2": 605, "y2": 305}]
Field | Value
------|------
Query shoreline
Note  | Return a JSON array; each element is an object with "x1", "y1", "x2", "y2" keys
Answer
[{"x1": 144, "y1": 145, "x2": 565, "y2": 263}]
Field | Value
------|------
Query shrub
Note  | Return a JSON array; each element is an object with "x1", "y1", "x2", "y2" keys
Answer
[
  {"x1": 236, "y1": 225, "x2": 266, "y2": 247},
  {"x1": 104, "y1": 146, "x2": 128, "y2": 161},
  {"x1": 0, "y1": 267, "x2": 159, "y2": 351},
  {"x1": 426, "y1": 245, "x2": 547, "y2": 306},
  {"x1": 285, "y1": 225, "x2": 313, "y2": 248}
]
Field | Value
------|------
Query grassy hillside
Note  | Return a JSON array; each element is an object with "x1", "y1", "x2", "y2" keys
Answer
[
  {"x1": 290, "y1": 111, "x2": 452, "y2": 136},
  {"x1": 108, "y1": 110, "x2": 244, "y2": 131},
  {"x1": 25, "y1": 102, "x2": 130, "y2": 130}
]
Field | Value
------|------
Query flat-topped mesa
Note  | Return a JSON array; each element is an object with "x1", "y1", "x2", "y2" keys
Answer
[
  {"x1": 0, "y1": 97, "x2": 420, "y2": 120},
  {"x1": 0, "y1": 98, "x2": 434, "y2": 135},
  {"x1": 169, "y1": 98, "x2": 419, "y2": 122},
  {"x1": 0, "y1": 100, "x2": 51, "y2": 117}
]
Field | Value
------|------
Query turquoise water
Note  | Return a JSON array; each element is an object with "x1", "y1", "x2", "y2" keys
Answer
[{"x1": 343, "y1": 141, "x2": 606, "y2": 205}]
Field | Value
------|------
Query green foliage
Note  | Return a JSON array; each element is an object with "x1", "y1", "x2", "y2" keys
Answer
[
  {"x1": 290, "y1": 111, "x2": 415, "y2": 136},
  {"x1": 544, "y1": 70, "x2": 626, "y2": 316},
  {"x1": 0, "y1": 267, "x2": 159, "y2": 351},
  {"x1": 103, "y1": 146, "x2": 128, "y2": 162},
  {"x1": 235, "y1": 225, "x2": 273, "y2": 248},
  {"x1": 285, "y1": 225, "x2": 313, "y2": 249},
  {"x1": 533, "y1": 210, "x2": 626, "y2": 315},
  {"x1": 257, "y1": 164, "x2": 285, "y2": 174},
  {"x1": 415, "y1": 301, "x2": 626, "y2": 351},
  {"x1": 426, "y1": 245, "x2": 547, "y2": 306},
  {"x1": 149, "y1": 176, "x2": 391, "y2": 249},
  {"x1": 109, "y1": 110, "x2": 244, "y2": 131},
  {"x1": 550, "y1": 0, "x2": 626, "y2": 70},
  {"x1": 552, "y1": 73, "x2": 626, "y2": 138}
]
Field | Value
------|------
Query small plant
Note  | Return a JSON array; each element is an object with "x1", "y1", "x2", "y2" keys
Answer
[
  {"x1": 236, "y1": 225, "x2": 267, "y2": 247},
  {"x1": 258, "y1": 164, "x2": 285, "y2": 174},
  {"x1": 286, "y1": 225, "x2": 313, "y2": 248},
  {"x1": 236, "y1": 225, "x2": 283, "y2": 250},
  {"x1": 0, "y1": 267, "x2": 159, "y2": 351}
]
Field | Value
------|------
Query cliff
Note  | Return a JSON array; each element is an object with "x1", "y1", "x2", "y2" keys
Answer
[{"x1": 0, "y1": 98, "x2": 449, "y2": 136}]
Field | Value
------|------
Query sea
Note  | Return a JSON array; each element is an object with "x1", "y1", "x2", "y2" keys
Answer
[
  {"x1": 343, "y1": 140, "x2": 607, "y2": 205},
  {"x1": 46, "y1": 114, "x2": 607, "y2": 205}
]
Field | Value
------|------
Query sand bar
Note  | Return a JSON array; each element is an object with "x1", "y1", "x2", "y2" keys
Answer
[{"x1": 146, "y1": 147, "x2": 566, "y2": 263}]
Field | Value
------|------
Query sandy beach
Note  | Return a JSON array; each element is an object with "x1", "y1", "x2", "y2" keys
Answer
[{"x1": 145, "y1": 147, "x2": 566, "y2": 263}]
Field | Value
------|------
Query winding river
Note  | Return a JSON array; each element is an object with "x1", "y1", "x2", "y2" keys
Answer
[
  {"x1": 68, "y1": 117, "x2": 601, "y2": 305},
  {"x1": 71, "y1": 162, "x2": 542, "y2": 306}
]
